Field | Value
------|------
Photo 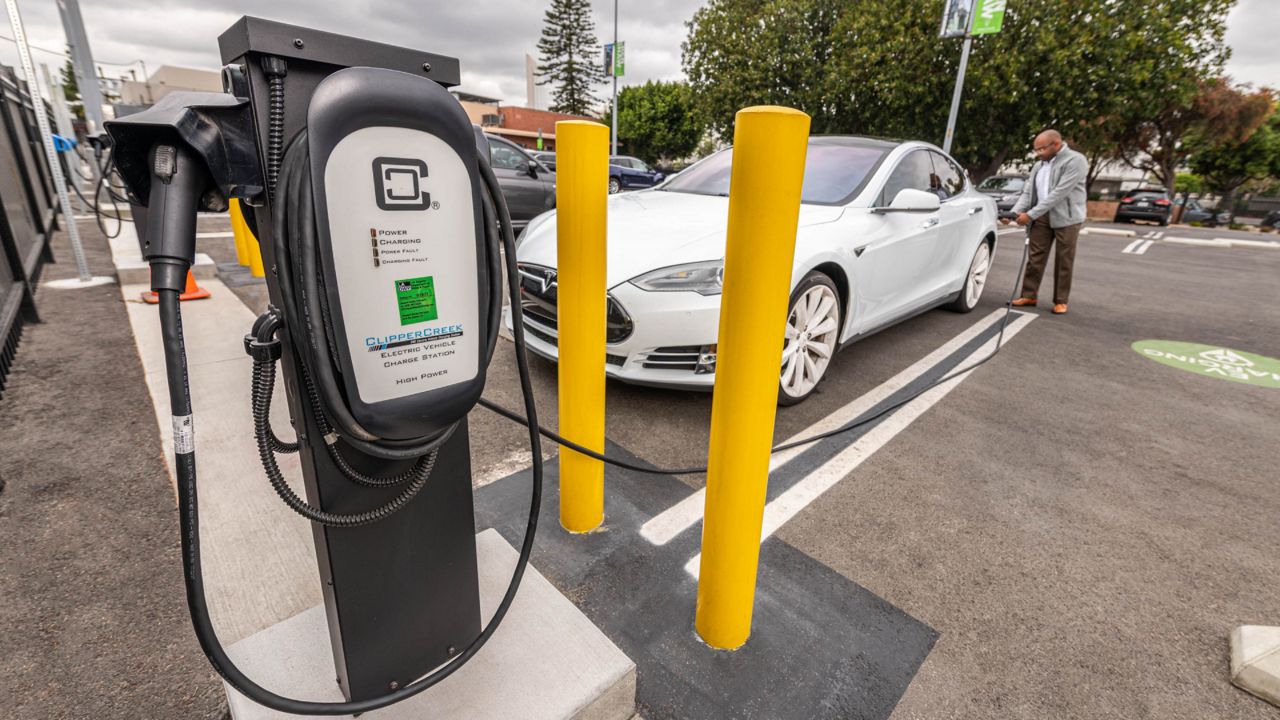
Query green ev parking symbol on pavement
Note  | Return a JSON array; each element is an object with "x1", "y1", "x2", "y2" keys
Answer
[{"x1": 1132, "y1": 340, "x2": 1280, "y2": 388}]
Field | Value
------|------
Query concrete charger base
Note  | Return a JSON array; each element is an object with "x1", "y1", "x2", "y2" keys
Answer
[
  {"x1": 223, "y1": 529, "x2": 636, "y2": 719},
  {"x1": 1231, "y1": 625, "x2": 1280, "y2": 708}
]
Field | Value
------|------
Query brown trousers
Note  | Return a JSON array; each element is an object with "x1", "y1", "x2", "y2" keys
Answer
[{"x1": 1020, "y1": 216, "x2": 1082, "y2": 305}]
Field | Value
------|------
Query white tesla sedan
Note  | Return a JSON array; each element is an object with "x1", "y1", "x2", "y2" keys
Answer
[{"x1": 508, "y1": 136, "x2": 998, "y2": 403}]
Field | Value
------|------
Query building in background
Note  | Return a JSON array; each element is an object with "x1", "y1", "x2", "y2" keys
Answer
[
  {"x1": 119, "y1": 65, "x2": 221, "y2": 107},
  {"x1": 524, "y1": 54, "x2": 548, "y2": 111},
  {"x1": 452, "y1": 90, "x2": 594, "y2": 151}
]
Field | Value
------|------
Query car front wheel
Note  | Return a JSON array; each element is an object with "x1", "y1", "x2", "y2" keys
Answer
[
  {"x1": 947, "y1": 241, "x2": 992, "y2": 313},
  {"x1": 608, "y1": 177, "x2": 621, "y2": 194},
  {"x1": 778, "y1": 272, "x2": 842, "y2": 405}
]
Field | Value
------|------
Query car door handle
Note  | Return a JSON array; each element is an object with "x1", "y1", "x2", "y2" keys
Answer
[
  {"x1": 921, "y1": 217, "x2": 940, "y2": 229},
  {"x1": 968, "y1": 207, "x2": 982, "y2": 215}
]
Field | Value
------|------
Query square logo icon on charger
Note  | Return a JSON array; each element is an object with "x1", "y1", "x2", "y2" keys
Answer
[{"x1": 372, "y1": 157, "x2": 431, "y2": 211}]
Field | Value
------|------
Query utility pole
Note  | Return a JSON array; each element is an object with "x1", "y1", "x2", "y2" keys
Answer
[
  {"x1": 610, "y1": 0, "x2": 618, "y2": 156},
  {"x1": 55, "y1": 0, "x2": 105, "y2": 134},
  {"x1": 941, "y1": 8, "x2": 974, "y2": 156}
]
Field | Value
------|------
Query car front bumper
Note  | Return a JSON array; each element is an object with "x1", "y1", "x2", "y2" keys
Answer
[{"x1": 505, "y1": 281, "x2": 722, "y2": 390}]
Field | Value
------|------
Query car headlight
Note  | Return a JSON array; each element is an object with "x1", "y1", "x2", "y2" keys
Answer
[{"x1": 631, "y1": 261, "x2": 724, "y2": 295}]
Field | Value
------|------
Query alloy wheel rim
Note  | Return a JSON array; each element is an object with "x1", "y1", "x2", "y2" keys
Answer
[
  {"x1": 966, "y1": 244, "x2": 991, "y2": 307},
  {"x1": 781, "y1": 285, "x2": 840, "y2": 398}
]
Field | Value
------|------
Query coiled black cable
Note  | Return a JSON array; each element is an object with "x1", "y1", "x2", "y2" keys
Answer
[
  {"x1": 264, "y1": 60, "x2": 287, "y2": 198},
  {"x1": 251, "y1": 353, "x2": 437, "y2": 527},
  {"x1": 251, "y1": 359, "x2": 300, "y2": 454}
]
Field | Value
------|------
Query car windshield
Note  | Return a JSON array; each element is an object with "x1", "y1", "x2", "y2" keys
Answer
[
  {"x1": 979, "y1": 176, "x2": 1025, "y2": 192},
  {"x1": 661, "y1": 142, "x2": 890, "y2": 204}
]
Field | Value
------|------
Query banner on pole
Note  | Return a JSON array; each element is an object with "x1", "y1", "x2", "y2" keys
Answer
[
  {"x1": 939, "y1": 0, "x2": 975, "y2": 38},
  {"x1": 971, "y1": 0, "x2": 1007, "y2": 35},
  {"x1": 603, "y1": 41, "x2": 625, "y2": 77}
]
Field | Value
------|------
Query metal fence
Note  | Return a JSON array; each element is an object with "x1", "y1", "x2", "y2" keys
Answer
[{"x1": 0, "y1": 64, "x2": 57, "y2": 400}]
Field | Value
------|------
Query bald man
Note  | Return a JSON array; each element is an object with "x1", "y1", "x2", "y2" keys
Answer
[{"x1": 1002, "y1": 130, "x2": 1089, "y2": 314}]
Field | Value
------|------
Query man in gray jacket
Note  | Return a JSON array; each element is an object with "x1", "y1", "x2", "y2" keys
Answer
[{"x1": 1003, "y1": 129, "x2": 1089, "y2": 314}]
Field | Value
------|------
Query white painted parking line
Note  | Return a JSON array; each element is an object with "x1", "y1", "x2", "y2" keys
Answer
[
  {"x1": 1228, "y1": 238, "x2": 1280, "y2": 250},
  {"x1": 683, "y1": 310, "x2": 1039, "y2": 578},
  {"x1": 1165, "y1": 236, "x2": 1231, "y2": 248},
  {"x1": 1123, "y1": 239, "x2": 1155, "y2": 255},
  {"x1": 640, "y1": 307, "x2": 1023, "y2": 547},
  {"x1": 1083, "y1": 227, "x2": 1137, "y2": 238},
  {"x1": 196, "y1": 231, "x2": 236, "y2": 239}
]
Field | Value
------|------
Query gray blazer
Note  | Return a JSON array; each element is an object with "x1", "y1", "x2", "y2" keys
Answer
[{"x1": 1013, "y1": 145, "x2": 1089, "y2": 228}]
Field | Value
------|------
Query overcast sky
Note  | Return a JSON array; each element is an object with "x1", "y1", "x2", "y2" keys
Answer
[{"x1": 0, "y1": 0, "x2": 1275, "y2": 108}]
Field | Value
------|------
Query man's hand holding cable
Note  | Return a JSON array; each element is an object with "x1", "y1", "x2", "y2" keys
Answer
[{"x1": 1015, "y1": 212, "x2": 1032, "y2": 226}]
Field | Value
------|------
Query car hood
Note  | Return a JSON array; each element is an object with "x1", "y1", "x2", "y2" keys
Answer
[{"x1": 516, "y1": 190, "x2": 845, "y2": 288}]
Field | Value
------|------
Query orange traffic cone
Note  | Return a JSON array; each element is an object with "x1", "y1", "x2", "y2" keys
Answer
[{"x1": 141, "y1": 270, "x2": 212, "y2": 304}]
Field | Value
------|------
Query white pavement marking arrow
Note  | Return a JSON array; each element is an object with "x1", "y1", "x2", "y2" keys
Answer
[
  {"x1": 681, "y1": 310, "x2": 1038, "y2": 578},
  {"x1": 1122, "y1": 239, "x2": 1144, "y2": 254}
]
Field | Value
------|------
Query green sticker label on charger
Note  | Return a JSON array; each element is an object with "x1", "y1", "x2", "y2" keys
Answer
[{"x1": 395, "y1": 276, "x2": 438, "y2": 326}]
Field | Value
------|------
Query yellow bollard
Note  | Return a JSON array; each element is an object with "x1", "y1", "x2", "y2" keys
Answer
[
  {"x1": 555, "y1": 120, "x2": 609, "y2": 533},
  {"x1": 229, "y1": 199, "x2": 251, "y2": 267},
  {"x1": 243, "y1": 205, "x2": 266, "y2": 279},
  {"x1": 695, "y1": 106, "x2": 811, "y2": 650}
]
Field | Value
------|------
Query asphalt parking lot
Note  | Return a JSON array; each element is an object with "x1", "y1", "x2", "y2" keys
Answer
[{"x1": 192, "y1": 217, "x2": 1280, "y2": 718}]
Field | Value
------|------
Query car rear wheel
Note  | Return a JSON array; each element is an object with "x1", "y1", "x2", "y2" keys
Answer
[
  {"x1": 778, "y1": 272, "x2": 842, "y2": 405},
  {"x1": 947, "y1": 241, "x2": 991, "y2": 313},
  {"x1": 608, "y1": 177, "x2": 621, "y2": 194}
]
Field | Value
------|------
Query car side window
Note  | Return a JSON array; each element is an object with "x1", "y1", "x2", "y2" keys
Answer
[
  {"x1": 490, "y1": 141, "x2": 527, "y2": 171},
  {"x1": 879, "y1": 150, "x2": 934, "y2": 206},
  {"x1": 929, "y1": 152, "x2": 965, "y2": 199}
]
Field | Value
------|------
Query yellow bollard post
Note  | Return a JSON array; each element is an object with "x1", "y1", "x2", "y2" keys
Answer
[
  {"x1": 555, "y1": 119, "x2": 609, "y2": 533},
  {"x1": 695, "y1": 106, "x2": 811, "y2": 650},
  {"x1": 229, "y1": 199, "x2": 251, "y2": 267},
  {"x1": 243, "y1": 207, "x2": 266, "y2": 279}
]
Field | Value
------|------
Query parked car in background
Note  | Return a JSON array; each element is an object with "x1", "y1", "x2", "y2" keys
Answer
[
  {"x1": 1179, "y1": 199, "x2": 1232, "y2": 226},
  {"x1": 609, "y1": 155, "x2": 665, "y2": 194},
  {"x1": 471, "y1": 126, "x2": 556, "y2": 230},
  {"x1": 976, "y1": 174, "x2": 1027, "y2": 213},
  {"x1": 511, "y1": 136, "x2": 999, "y2": 404},
  {"x1": 1115, "y1": 188, "x2": 1173, "y2": 225},
  {"x1": 1261, "y1": 209, "x2": 1280, "y2": 230},
  {"x1": 531, "y1": 151, "x2": 557, "y2": 172}
]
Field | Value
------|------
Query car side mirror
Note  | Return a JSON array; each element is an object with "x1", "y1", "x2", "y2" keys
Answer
[
  {"x1": 522, "y1": 161, "x2": 538, "y2": 178},
  {"x1": 873, "y1": 188, "x2": 941, "y2": 213}
]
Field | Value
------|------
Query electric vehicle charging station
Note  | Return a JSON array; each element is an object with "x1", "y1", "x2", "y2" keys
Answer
[{"x1": 103, "y1": 17, "x2": 572, "y2": 716}]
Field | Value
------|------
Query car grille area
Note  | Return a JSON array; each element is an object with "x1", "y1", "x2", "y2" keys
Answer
[
  {"x1": 641, "y1": 346, "x2": 701, "y2": 371},
  {"x1": 516, "y1": 263, "x2": 633, "y2": 344}
]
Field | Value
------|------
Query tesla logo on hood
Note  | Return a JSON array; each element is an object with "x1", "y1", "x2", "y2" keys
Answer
[{"x1": 518, "y1": 266, "x2": 557, "y2": 294}]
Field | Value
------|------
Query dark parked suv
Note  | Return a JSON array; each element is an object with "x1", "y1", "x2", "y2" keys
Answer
[
  {"x1": 608, "y1": 155, "x2": 665, "y2": 194},
  {"x1": 1115, "y1": 188, "x2": 1173, "y2": 226},
  {"x1": 471, "y1": 126, "x2": 556, "y2": 231},
  {"x1": 976, "y1": 174, "x2": 1027, "y2": 213}
]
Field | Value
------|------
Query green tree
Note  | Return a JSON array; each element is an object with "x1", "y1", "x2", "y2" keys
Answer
[
  {"x1": 59, "y1": 54, "x2": 85, "y2": 120},
  {"x1": 682, "y1": 0, "x2": 1234, "y2": 184},
  {"x1": 1118, "y1": 79, "x2": 1273, "y2": 194},
  {"x1": 600, "y1": 81, "x2": 704, "y2": 166},
  {"x1": 1189, "y1": 104, "x2": 1280, "y2": 212},
  {"x1": 536, "y1": 0, "x2": 605, "y2": 116}
]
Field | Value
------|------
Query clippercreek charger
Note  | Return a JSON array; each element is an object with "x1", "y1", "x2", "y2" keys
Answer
[{"x1": 105, "y1": 19, "x2": 542, "y2": 716}]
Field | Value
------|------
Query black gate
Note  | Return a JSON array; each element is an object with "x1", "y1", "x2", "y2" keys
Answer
[{"x1": 0, "y1": 65, "x2": 57, "y2": 400}]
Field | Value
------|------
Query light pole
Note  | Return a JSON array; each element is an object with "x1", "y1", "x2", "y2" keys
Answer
[
  {"x1": 941, "y1": 7, "x2": 974, "y2": 156},
  {"x1": 610, "y1": 0, "x2": 618, "y2": 156}
]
